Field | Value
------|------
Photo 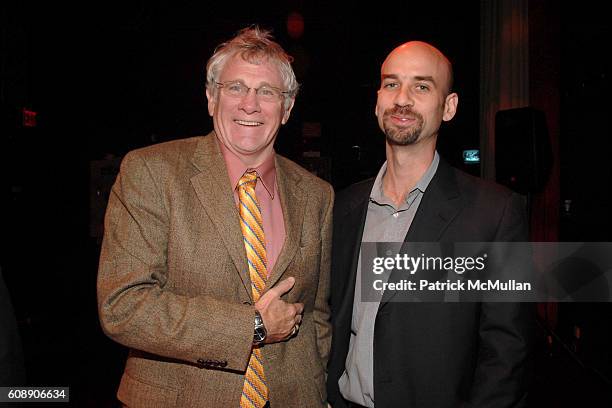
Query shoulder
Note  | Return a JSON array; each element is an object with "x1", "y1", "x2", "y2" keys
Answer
[
  {"x1": 334, "y1": 178, "x2": 375, "y2": 217},
  {"x1": 123, "y1": 136, "x2": 203, "y2": 166},
  {"x1": 448, "y1": 165, "x2": 522, "y2": 206},
  {"x1": 433, "y1": 162, "x2": 527, "y2": 240},
  {"x1": 448, "y1": 166, "x2": 527, "y2": 233},
  {"x1": 276, "y1": 154, "x2": 334, "y2": 199},
  {"x1": 118, "y1": 135, "x2": 213, "y2": 182}
]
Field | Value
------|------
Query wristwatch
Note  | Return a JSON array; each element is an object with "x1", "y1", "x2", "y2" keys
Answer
[{"x1": 253, "y1": 310, "x2": 267, "y2": 345}]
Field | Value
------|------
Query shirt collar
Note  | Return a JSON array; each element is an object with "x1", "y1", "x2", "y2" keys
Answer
[
  {"x1": 216, "y1": 136, "x2": 276, "y2": 199},
  {"x1": 370, "y1": 151, "x2": 440, "y2": 204}
]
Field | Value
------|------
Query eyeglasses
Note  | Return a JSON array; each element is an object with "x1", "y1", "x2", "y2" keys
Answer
[{"x1": 215, "y1": 81, "x2": 290, "y2": 102}]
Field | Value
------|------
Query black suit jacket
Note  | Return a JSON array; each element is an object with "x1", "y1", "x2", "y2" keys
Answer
[{"x1": 327, "y1": 159, "x2": 533, "y2": 408}]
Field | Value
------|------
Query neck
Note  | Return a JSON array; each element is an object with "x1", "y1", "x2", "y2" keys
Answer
[
  {"x1": 238, "y1": 152, "x2": 271, "y2": 169},
  {"x1": 215, "y1": 135, "x2": 274, "y2": 169},
  {"x1": 382, "y1": 140, "x2": 436, "y2": 207}
]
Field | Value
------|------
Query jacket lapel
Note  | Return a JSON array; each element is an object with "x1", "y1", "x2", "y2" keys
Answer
[
  {"x1": 405, "y1": 159, "x2": 463, "y2": 242},
  {"x1": 189, "y1": 133, "x2": 252, "y2": 299},
  {"x1": 380, "y1": 159, "x2": 464, "y2": 304},
  {"x1": 404, "y1": 160, "x2": 463, "y2": 242},
  {"x1": 265, "y1": 157, "x2": 305, "y2": 289}
]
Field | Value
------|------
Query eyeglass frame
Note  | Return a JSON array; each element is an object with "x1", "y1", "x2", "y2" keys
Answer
[{"x1": 215, "y1": 80, "x2": 292, "y2": 102}]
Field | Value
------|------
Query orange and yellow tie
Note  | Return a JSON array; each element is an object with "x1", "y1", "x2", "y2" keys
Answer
[{"x1": 238, "y1": 171, "x2": 269, "y2": 408}]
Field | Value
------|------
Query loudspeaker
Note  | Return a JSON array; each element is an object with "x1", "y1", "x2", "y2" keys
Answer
[{"x1": 495, "y1": 107, "x2": 552, "y2": 194}]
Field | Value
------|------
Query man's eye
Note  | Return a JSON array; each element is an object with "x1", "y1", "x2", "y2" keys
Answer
[
  {"x1": 258, "y1": 87, "x2": 276, "y2": 97},
  {"x1": 383, "y1": 82, "x2": 399, "y2": 89},
  {"x1": 416, "y1": 84, "x2": 430, "y2": 91},
  {"x1": 227, "y1": 83, "x2": 245, "y2": 93}
]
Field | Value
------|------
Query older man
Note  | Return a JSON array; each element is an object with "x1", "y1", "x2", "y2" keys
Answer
[{"x1": 98, "y1": 27, "x2": 333, "y2": 408}]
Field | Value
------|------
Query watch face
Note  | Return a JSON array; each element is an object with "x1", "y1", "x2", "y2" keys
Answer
[
  {"x1": 254, "y1": 327, "x2": 266, "y2": 343},
  {"x1": 253, "y1": 311, "x2": 266, "y2": 344}
]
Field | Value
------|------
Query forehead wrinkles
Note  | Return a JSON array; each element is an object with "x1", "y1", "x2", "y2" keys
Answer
[{"x1": 220, "y1": 55, "x2": 281, "y2": 84}]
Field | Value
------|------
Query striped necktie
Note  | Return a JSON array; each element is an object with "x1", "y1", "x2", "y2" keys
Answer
[{"x1": 238, "y1": 170, "x2": 269, "y2": 408}]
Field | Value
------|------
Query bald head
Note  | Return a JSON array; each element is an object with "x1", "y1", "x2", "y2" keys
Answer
[
  {"x1": 383, "y1": 41, "x2": 454, "y2": 95},
  {"x1": 375, "y1": 40, "x2": 458, "y2": 148}
]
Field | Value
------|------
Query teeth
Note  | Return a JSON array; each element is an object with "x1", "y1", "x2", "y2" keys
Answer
[{"x1": 235, "y1": 120, "x2": 262, "y2": 126}]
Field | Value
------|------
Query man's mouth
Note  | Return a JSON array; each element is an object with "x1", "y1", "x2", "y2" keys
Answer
[
  {"x1": 389, "y1": 115, "x2": 419, "y2": 126},
  {"x1": 234, "y1": 119, "x2": 263, "y2": 127},
  {"x1": 391, "y1": 115, "x2": 416, "y2": 122},
  {"x1": 386, "y1": 108, "x2": 422, "y2": 126}
]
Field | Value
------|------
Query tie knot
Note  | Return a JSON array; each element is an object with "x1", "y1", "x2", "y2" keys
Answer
[{"x1": 238, "y1": 170, "x2": 258, "y2": 189}]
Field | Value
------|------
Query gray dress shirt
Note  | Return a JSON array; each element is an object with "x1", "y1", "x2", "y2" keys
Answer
[{"x1": 338, "y1": 152, "x2": 440, "y2": 407}]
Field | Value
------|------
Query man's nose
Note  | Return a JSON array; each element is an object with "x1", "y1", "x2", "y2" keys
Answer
[
  {"x1": 393, "y1": 86, "x2": 415, "y2": 107},
  {"x1": 238, "y1": 88, "x2": 261, "y2": 113}
]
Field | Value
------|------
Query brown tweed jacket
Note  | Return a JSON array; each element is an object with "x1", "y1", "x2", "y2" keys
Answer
[{"x1": 97, "y1": 133, "x2": 333, "y2": 407}]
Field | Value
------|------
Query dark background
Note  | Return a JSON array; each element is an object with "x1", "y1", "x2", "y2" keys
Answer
[{"x1": 1, "y1": 0, "x2": 611, "y2": 406}]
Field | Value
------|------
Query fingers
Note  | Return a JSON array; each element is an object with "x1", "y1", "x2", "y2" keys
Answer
[
  {"x1": 288, "y1": 304, "x2": 304, "y2": 339},
  {"x1": 257, "y1": 277, "x2": 295, "y2": 308},
  {"x1": 253, "y1": 277, "x2": 306, "y2": 343},
  {"x1": 294, "y1": 302, "x2": 304, "y2": 315},
  {"x1": 267, "y1": 276, "x2": 295, "y2": 297}
]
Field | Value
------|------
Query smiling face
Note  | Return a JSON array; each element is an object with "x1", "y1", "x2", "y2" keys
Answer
[
  {"x1": 206, "y1": 54, "x2": 294, "y2": 166},
  {"x1": 375, "y1": 42, "x2": 458, "y2": 147}
]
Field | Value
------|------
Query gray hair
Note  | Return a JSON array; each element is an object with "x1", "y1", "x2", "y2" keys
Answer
[{"x1": 206, "y1": 26, "x2": 299, "y2": 109}]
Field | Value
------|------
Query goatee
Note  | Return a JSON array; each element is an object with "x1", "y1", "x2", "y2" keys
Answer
[{"x1": 383, "y1": 106, "x2": 424, "y2": 146}]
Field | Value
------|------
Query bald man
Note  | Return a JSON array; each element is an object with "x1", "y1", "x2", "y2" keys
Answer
[{"x1": 327, "y1": 41, "x2": 533, "y2": 407}]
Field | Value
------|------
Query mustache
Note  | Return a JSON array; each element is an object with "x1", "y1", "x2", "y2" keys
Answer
[{"x1": 384, "y1": 106, "x2": 423, "y2": 120}]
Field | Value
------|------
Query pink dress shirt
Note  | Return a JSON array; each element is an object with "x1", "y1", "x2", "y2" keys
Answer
[{"x1": 217, "y1": 138, "x2": 286, "y2": 275}]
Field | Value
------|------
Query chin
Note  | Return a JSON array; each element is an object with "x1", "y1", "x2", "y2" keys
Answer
[{"x1": 233, "y1": 142, "x2": 268, "y2": 156}]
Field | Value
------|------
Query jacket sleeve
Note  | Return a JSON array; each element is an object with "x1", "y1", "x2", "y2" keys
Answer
[
  {"x1": 97, "y1": 150, "x2": 254, "y2": 371},
  {"x1": 469, "y1": 192, "x2": 534, "y2": 407},
  {"x1": 314, "y1": 184, "x2": 334, "y2": 366}
]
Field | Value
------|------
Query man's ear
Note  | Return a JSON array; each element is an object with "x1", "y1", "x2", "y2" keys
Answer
[
  {"x1": 206, "y1": 87, "x2": 216, "y2": 117},
  {"x1": 442, "y1": 92, "x2": 458, "y2": 122},
  {"x1": 281, "y1": 98, "x2": 296, "y2": 125}
]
